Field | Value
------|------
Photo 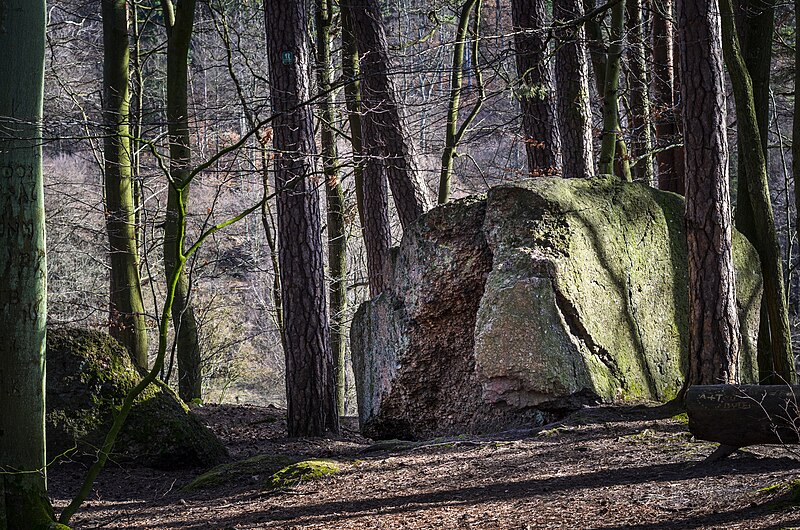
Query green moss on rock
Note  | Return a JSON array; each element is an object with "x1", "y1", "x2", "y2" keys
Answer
[
  {"x1": 263, "y1": 460, "x2": 341, "y2": 490},
  {"x1": 184, "y1": 454, "x2": 298, "y2": 491},
  {"x1": 46, "y1": 328, "x2": 227, "y2": 469}
]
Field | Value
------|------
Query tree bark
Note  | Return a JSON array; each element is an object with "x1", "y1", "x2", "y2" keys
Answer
[
  {"x1": 315, "y1": 0, "x2": 348, "y2": 416},
  {"x1": 103, "y1": 0, "x2": 149, "y2": 370},
  {"x1": 162, "y1": 0, "x2": 203, "y2": 403},
  {"x1": 794, "y1": 0, "x2": 800, "y2": 312},
  {"x1": 719, "y1": 0, "x2": 795, "y2": 383},
  {"x1": 264, "y1": 0, "x2": 339, "y2": 436},
  {"x1": 511, "y1": 0, "x2": 561, "y2": 175},
  {"x1": 554, "y1": 0, "x2": 595, "y2": 179},
  {"x1": 676, "y1": 0, "x2": 741, "y2": 385},
  {"x1": 626, "y1": 0, "x2": 653, "y2": 183},
  {"x1": 686, "y1": 385, "x2": 800, "y2": 447},
  {"x1": 341, "y1": 7, "x2": 365, "y2": 228},
  {"x1": 339, "y1": 0, "x2": 432, "y2": 229},
  {"x1": 652, "y1": 0, "x2": 684, "y2": 194},
  {"x1": 0, "y1": 1, "x2": 61, "y2": 526}
]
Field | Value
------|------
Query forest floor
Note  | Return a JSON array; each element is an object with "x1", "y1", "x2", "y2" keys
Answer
[{"x1": 49, "y1": 402, "x2": 800, "y2": 529}]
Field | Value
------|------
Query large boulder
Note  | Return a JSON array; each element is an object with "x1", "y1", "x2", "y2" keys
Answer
[
  {"x1": 46, "y1": 328, "x2": 228, "y2": 469},
  {"x1": 351, "y1": 178, "x2": 762, "y2": 439}
]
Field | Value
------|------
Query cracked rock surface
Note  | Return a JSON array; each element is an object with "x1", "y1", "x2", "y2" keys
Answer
[{"x1": 351, "y1": 178, "x2": 762, "y2": 440}]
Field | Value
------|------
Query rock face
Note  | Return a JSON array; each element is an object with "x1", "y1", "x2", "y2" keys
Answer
[
  {"x1": 46, "y1": 328, "x2": 228, "y2": 469},
  {"x1": 351, "y1": 178, "x2": 762, "y2": 439}
]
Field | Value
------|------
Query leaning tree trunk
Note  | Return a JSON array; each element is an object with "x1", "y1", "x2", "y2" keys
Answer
[
  {"x1": 265, "y1": 0, "x2": 339, "y2": 437},
  {"x1": 676, "y1": 0, "x2": 741, "y2": 385},
  {"x1": 511, "y1": 0, "x2": 561, "y2": 175},
  {"x1": 0, "y1": 1, "x2": 62, "y2": 527},
  {"x1": 554, "y1": 0, "x2": 595, "y2": 179},
  {"x1": 315, "y1": 0, "x2": 348, "y2": 416},
  {"x1": 719, "y1": 0, "x2": 794, "y2": 384},
  {"x1": 625, "y1": 0, "x2": 653, "y2": 184},
  {"x1": 103, "y1": 0, "x2": 149, "y2": 369},
  {"x1": 653, "y1": 0, "x2": 684, "y2": 194},
  {"x1": 162, "y1": 0, "x2": 203, "y2": 402},
  {"x1": 341, "y1": 2, "x2": 392, "y2": 296},
  {"x1": 340, "y1": 0, "x2": 432, "y2": 230}
]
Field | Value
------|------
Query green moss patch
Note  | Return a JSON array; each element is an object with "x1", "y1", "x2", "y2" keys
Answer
[
  {"x1": 757, "y1": 479, "x2": 800, "y2": 509},
  {"x1": 264, "y1": 460, "x2": 341, "y2": 490},
  {"x1": 185, "y1": 454, "x2": 298, "y2": 491}
]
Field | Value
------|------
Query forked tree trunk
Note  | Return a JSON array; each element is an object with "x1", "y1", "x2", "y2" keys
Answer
[
  {"x1": 676, "y1": 0, "x2": 741, "y2": 385},
  {"x1": 103, "y1": 0, "x2": 149, "y2": 369},
  {"x1": 554, "y1": 0, "x2": 595, "y2": 178},
  {"x1": 265, "y1": 0, "x2": 339, "y2": 437},
  {"x1": 315, "y1": 0, "x2": 348, "y2": 416},
  {"x1": 0, "y1": 1, "x2": 60, "y2": 526},
  {"x1": 161, "y1": 0, "x2": 203, "y2": 402},
  {"x1": 719, "y1": 0, "x2": 795, "y2": 384},
  {"x1": 339, "y1": 0, "x2": 432, "y2": 230},
  {"x1": 511, "y1": 0, "x2": 561, "y2": 175}
]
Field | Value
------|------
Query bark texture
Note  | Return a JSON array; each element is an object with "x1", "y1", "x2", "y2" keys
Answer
[
  {"x1": 676, "y1": 0, "x2": 741, "y2": 385},
  {"x1": 339, "y1": 0, "x2": 433, "y2": 229},
  {"x1": 265, "y1": 0, "x2": 339, "y2": 436},
  {"x1": 0, "y1": 1, "x2": 60, "y2": 527},
  {"x1": 554, "y1": 0, "x2": 595, "y2": 179},
  {"x1": 103, "y1": 0, "x2": 149, "y2": 369},
  {"x1": 720, "y1": 0, "x2": 794, "y2": 383},
  {"x1": 626, "y1": 0, "x2": 653, "y2": 183},
  {"x1": 162, "y1": 0, "x2": 203, "y2": 402},
  {"x1": 512, "y1": 0, "x2": 561, "y2": 175}
]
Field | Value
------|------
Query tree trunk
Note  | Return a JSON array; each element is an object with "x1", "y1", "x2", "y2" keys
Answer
[
  {"x1": 341, "y1": 7, "x2": 365, "y2": 228},
  {"x1": 0, "y1": 1, "x2": 60, "y2": 527},
  {"x1": 652, "y1": 0, "x2": 684, "y2": 194},
  {"x1": 598, "y1": 0, "x2": 631, "y2": 180},
  {"x1": 719, "y1": 0, "x2": 795, "y2": 384},
  {"x1": 162, "y1": 0, "x2": 203, "y2": 403},
  {"x1": 554, "y1": 0, "x2": 595, "y2": 179},
  {"x1": 339, "y1": 0, "x2": 432, "y2": 230},
  {"x1": 103, "y1": 0, "x2": 149, "y2": 369},
  {"x1": 315, "y1": 0, "x2": 348, "y2": 417},
  {"x1": 794, "y1": 0, "x2": 800, "y2": 310},
  {"x1": 511, "y1": 0, "x2": 561, "y2": 175},
  {"x1": 676, "y1": 0, "x2": 741, "y2": 385},
  {"x1": 264, "y1": 0, "x2": 339, "y2": 437},
  {"x1": 626, "y1": 0, "x2": 653, "y2": 184},
  {"x1": 686, "y1": 385, "x2": 800, "y2": 447}
]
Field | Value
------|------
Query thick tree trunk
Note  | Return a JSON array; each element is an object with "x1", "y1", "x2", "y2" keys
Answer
[
  {"x1": 162, "y1": 0, "x2": 203, "y2": 402},
  {"x1": 315, "y1": 0, "x2": 348, "y2": 416},
  {"x1": 686, "y1": 385, "x2": 800, "y2": 447},
  {"x1": 554, "y1": 0, "x2": 595, "y2": 179},
  {"x1": 339, "y1": 0, "x2": 432, "y2": 230},
  {"x1": 0, "y1": 1, "x2": 61, "y2": 527},
  {"x1": 719, "y1": 0, "x2": 795, "y2": 384},
  {"x1": 103, "y1": 0, "x2": 149, "y2": 369},
  {"x1": 626, "y1": 0, "x2": 653, "y2": 184},
  {"x1": 676, "y1": 0, "x2": 741, "y2": 385},
  {"x1": 511, "y1": 0, "x2": 561, "y2": 175},
  {"x1": 795, "y1": 0, "x2": 800, "y2": 305},
  {"x1": 265, "y1": 0, "x2": 339, "y2": 437}
]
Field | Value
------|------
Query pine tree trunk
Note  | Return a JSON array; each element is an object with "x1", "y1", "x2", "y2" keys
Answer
[
  {"x1": 676, "y1": 0, "x2": 741, "y2": 385},
  {"x1": 103, "y1": 0, "x2": 149, "y2": 369},
  {"x1": 653, "y1": 0, "x2": 684, "y2": 194},
  {"x1": 554, "y1": 0, "x2": 595, "y2": 179},
  {"x1": 0, "y1": 1, "x2": 60, "y2": 526},
  {"x1": 315, "y1": 0, "x2": 348, "y2": 417},
  {"x1": 162, "y1": 0, "x2": 203, "y2": 402},
  {"x1": 339, "y1": 0, "x2": 432, "y2": 230},
  {"x1": 719, "y1": 0, "x2": 795, "y2": 383},
  {"x1": 794, "y1": 0, "x2": 800, "y2": 305},
  {"x1": 511, "y1": 0, "x2": 561, "y2": 175},
  {"x1": 341, "y1": 7, "x2": 365, "y2": 227},
  {"x1": 626, "y1": 0, "x2": 653, "y2": 184},
  {"x1": 265, "y1": 0, "x2": 339, "y2": 437}
]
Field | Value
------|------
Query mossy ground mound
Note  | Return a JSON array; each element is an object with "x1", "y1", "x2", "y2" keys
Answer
[
  {"x1": 185, "y1": 456, "x2": 340, "y2": 491},
  {"x1": 46, "y1": 328, "x2": 228, "y2": 469}
]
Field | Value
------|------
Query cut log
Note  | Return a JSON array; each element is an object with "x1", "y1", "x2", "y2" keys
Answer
[{"x1": 686, "y1": 385, "x2": 800, "y2": 447}]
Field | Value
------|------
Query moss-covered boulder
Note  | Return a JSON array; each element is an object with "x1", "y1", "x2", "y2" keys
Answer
[
  {"x1": 185, "y1": 456, "x2": 339, "y2": 491},
  {"x1": 46, "y1": 328, "x2": 228, "y2": 469},
  {"x1": 351, "y1": 178, "x2": 762, "y2": 439}
]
